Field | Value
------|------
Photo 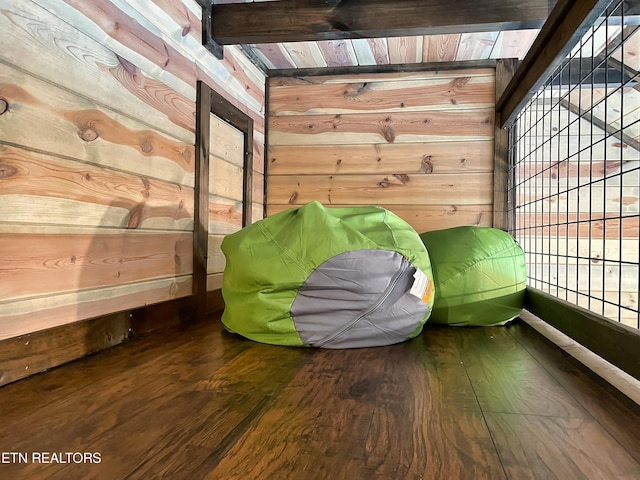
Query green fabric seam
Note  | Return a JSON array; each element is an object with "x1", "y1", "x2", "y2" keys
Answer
[
  {"x1": 256, "y1": 220, "x2": 310, "y2": 276},
  {"x1": 381, "y1": 208, "x2": 399, "y2": 248},
  {"x1": 436, "y1": 243, "x2": 523, "y2": 287}
]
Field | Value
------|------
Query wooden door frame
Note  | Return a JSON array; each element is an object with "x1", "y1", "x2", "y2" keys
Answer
[{"x1": 194, "y1": 81, "x2": 254, "y2": 322}]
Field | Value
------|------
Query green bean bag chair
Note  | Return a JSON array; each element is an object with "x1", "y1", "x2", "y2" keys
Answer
[
  {"x1": 221, "y1": 201, "x2": 435, "y2": 348},
  {"x1": 419, "y1": 226, "x2": 526, "y2": 326}
]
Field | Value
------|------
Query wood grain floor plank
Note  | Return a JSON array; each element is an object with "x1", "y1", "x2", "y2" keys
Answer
[
  {"x1": 60, "y1": 338, "x2": 308, "y2": 480},
  {"x1": 0, "y1": 325, "x2": 308, "y2": 480},
  {"x1": 507, "y1": 321, "x2": 640, "y2": 464},
  {"x1": 485, "y1": 412, "x2": 640, "y2": 480},
  {"x1": 359, "y1": 328, "x2": 507, "y2": 480},
  {"x1": 454, "y1": 326, "x2": 589, "y2": 417},
  {"x1": 0, "y1": 324, "x2": 239, "y2": 440},
  {"x1": 205, "y1": 347, "x2": 389, "y2": 479},
  {"x1": 77, "y1": 342, "x2": 305, "y2": 479},
  {"x1": 0, "y1": 320, "x2": 215, "y2": 419},
  {"x1": 0, "y1": 319, "x2": 638, "y2": 479}
]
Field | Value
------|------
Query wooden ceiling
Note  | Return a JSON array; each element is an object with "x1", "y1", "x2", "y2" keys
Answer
[
  {"x1": 210, "y1": 0, "x2": 554, "y2": 71},
  {"x1": 207, "y1": 0, "x2": 640, "y2": 152}
]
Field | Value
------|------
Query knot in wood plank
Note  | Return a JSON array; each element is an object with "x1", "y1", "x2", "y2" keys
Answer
[
  {"x1": 79, "y1": 128, "x2": 99, "y2": 142},
  {"x1": 116, "y1": 54, "x2": 138, "y2": 76},
  {"x1": 421, "y1": 156, "x2": 434, "y2": 174},
  {"x1": 140, "y1": 140, "x2": 153, "y2": 154},
  {"x1": 346, "y1": 380, "x2": 374, "y2": 399},
  {"x1": 392, "y1": 173, "x2": 410, "y2": 184},
  {"x1": 344, "y1": 82, "x2": 369, "y2": 98},
  {"x1": 181, "y1": 148, "x2": 192, "y2": 165},
  {"x1": 127, "y1": 203, "x2": 145, "y2": 229},
  {"x1": 0, "y1": 98, "x2": 8, "y2": 115},
  {"x1": 381, "y1": 125, "x2": 395, "y2": 143},
  {"x1": 0, "y1": 164, "x2": 17, "y2": 179},
  {"x1": 452, "y1": 77, "x2": 470, "y2": 89}
]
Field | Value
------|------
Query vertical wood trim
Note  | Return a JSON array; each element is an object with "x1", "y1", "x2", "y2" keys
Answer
[
  {"x1": 201, "y1": 0, "x2": 224, "y2": 59},
  {"x1": 493, "y1": 59, "x2": 519, "y2": 231},
  {"x1": 194, "y1": 81, "x2": 211, "y2": 323},
  {"x1": 264, "y1": 80, "x2": 271, "y2": 219},
  {"x1": 493, "y1": 126, "x2": 508, "y2": 231},
  {"x1": 208, "y1": 88, "x2": 254, "y2": 227},
  {"x1": 243, "y1": 120, "x2": 254, "y2": 226}
]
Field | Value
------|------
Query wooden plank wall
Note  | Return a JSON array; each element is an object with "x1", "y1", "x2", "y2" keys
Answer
[
  {"x1": 0, "y1": 0, "x2": 265, "y2": 342},
  {"x1": 267, "y1": 68, "x2": 495, "y2": 232}
]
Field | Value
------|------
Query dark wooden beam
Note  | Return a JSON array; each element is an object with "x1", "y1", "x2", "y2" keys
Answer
[
  {"x1": 194, "y1": 81, "x2": 211, "y2": 324},
  {"x1": 544, "y1": 56, "x2": 636, "y2": 88},
  {"x1": 494, "y1": 59, "x2": 520, "y2": 231},
  {"x1": 264, "y1": 80, "x2": 271, "y2": 220},
  {"x1": 269, "y1": 59, "x2": 497, "y2": 78},
  {"x1": 560, "y1": 97, "x2": 640, "y2": 152},
  {"x1": 239, "y1": 45, "x2": 269, "y2": 75},
  {"x1": 243, "y1": 121, "x2": 254, "y2": 227},
  {"x1": 211, "y1": 0, "x2": 553, "y2": 45},
  {"x1": 201, "y1": 0, "x2": 223, "y2": 59},
  {"x1": 497, "y1": 0, "x2": 612, "y2": 127},
  {"x1": 606, "y1": 0, "x2": 640, "y2": 17},
  {"x1": 524, "y1": 288, "x2": 640, "y2": 381},
  {"x1": 604, "y1": 26, "x2": 640, "y2": 90},
  {"x1": 210, "y1": 89, "x2": 251, "y2": 132}
]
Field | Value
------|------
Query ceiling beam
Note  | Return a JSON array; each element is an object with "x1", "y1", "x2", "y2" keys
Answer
[
  {"x1": 496, "y1": 0, "x2": 613, "y2": 127},
  {"x1": 268, "y1": 59, "x2": 497, "y2": 78},
  {"x1": 560, "y1": 96, "x2": 640, "y2": 153},
  {"x1": 210, "y1": 0, "x2": 553, "y2": 45},
  {"x1": 200, "y1": 0, "x2": 223, "y2": 59},
  {"x1": 543, "y1": 56, "x2": 637, "y2": 88}
]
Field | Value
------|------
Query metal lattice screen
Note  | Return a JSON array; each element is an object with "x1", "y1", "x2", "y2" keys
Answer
[{"x1": 508, "y1": 0, "x2": 640, "y2": 329}]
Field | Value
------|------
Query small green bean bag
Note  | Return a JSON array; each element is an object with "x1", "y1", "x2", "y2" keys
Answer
[
  {"x1": 419, "y1": 226, "x2": 526, "y2": 326},
  {"x1": 221, "y1": 201, "x2": 435, "y2": 348}
]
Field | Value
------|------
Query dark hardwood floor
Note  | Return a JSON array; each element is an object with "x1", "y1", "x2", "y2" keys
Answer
[{"x1": 0, "y1": 315, "x2": 639, "y2": 479}]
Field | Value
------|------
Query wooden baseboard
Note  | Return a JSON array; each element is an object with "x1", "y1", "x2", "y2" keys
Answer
[
  {"x1": 0, "y1": 292, "x2": 226, "y2": 387},
  {"x1": 519, "y1": 310, "x2": 640, "y2": 407},
  {"x1": 524, "y1": 287, "x2": 640, "y2": 381}
]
